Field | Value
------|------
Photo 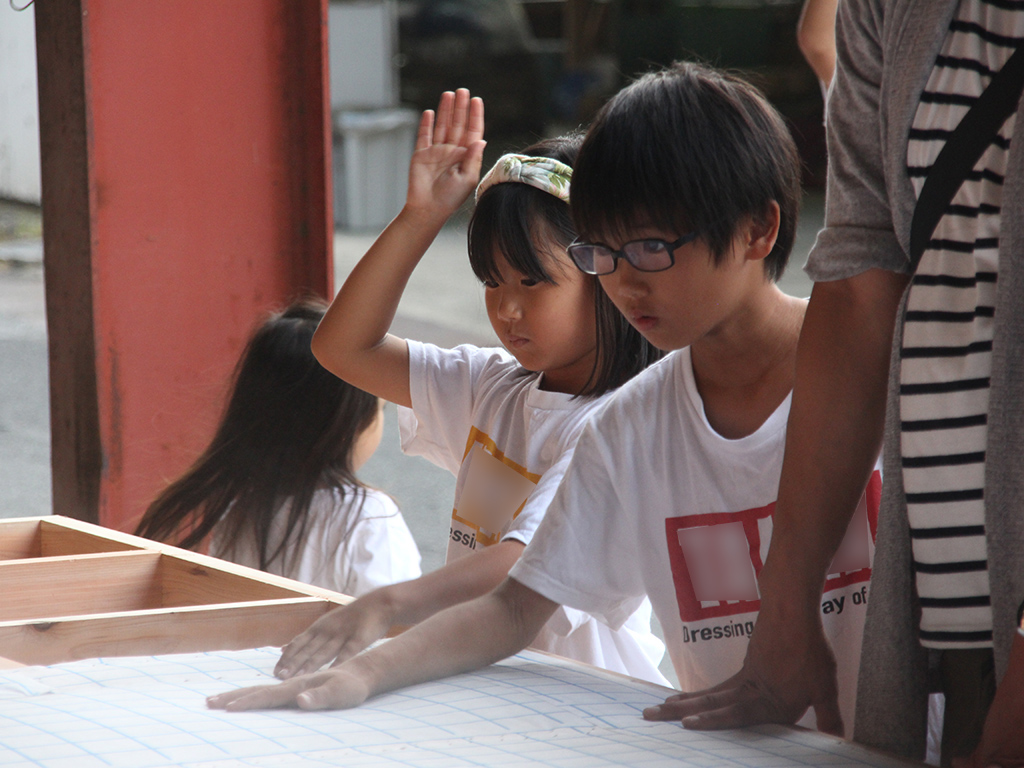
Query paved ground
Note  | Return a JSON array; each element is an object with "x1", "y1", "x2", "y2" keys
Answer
[{"x1": 0, "y1": 194, "x2": 819, "y2": 686}]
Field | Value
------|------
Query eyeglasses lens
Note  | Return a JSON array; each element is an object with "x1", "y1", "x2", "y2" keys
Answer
[
  {"x1": 568, "y1": 245, "x2": 602, "y2": 274},
  {"x1": 624, "y1": 240, "x2": 672, "y2": 272}
]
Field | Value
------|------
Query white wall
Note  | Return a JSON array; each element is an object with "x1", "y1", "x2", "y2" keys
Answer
[
  {"x1": 328, "y1": 0, "x2": 398, "y2": 109},
  {"x1": 0, "y1": 2, "x2": 40, "y2": 204}
]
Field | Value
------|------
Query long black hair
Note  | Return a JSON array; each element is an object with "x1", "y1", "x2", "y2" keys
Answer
[
  {"x1": 467, "y1": 135, "x2": 662, "y2": 396},
  {"x1": 135, "y1": 299, "x2": 381, "y2": 571}
]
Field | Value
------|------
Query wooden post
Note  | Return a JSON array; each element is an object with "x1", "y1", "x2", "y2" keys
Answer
[{"x1": 34, "y1": 1, "x2": 333, "y2": 531}]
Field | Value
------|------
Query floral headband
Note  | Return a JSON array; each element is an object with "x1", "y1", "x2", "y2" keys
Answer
[{"x1": 475, "y1": 153, "x2": 572, "y2": 203}]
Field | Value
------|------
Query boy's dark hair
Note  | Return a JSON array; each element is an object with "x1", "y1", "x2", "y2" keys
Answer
[
  {"x1": 468, "y1": 135, "x2": 662, "y2": 397},
  {"x1": 572, "y1": 61, "x2": 801, "y2": 282},
  {"x1": 136, "y1": 299, "x2": 381, "y2": 571}
]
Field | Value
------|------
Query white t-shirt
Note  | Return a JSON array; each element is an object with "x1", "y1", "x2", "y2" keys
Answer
[
  {"x1": 399, "y1": 340, "x2": 668, "y2": 685},
  {"x1": 511, "y1": 349, "x2": 882, "y2": 735},
  {"x1": 210, "y1": 486, "x2": 422, "y2": 598}
]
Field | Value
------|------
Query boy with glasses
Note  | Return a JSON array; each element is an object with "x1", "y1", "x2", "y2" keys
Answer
[{"x1": 209, "y1": 62, "x2": 879, "y2": 738}]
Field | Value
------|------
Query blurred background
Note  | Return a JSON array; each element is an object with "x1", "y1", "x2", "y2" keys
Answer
[
  {"x1": 396, "y1": 0, "x2": 825, "y2": 181},
  {"x1": 328, "y1": 0, "x2": 826, "y2": 232}
]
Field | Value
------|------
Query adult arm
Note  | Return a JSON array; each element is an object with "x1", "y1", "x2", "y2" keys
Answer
[
  {"x1": 275, "y1": 539, "x2": 524, "y2": 678},
  {"x1": 645, "y1": 267, "x2": 908, "y2": 733},
  {"x1": 310, "y1": 89, "x2": 485, "y2": 408},
  {"x1": 797, "y1": 0, "x2": 839, "y2": 86},
  {"x1": 208, "y1": 576, "x2": 558, "y2": 711}
]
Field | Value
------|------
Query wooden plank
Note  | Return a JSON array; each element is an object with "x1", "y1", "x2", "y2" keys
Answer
[
  {"x1": 39, "y1": 518, "x2": 140, "y2": 556},
  {"x1": 158, "y1": 556, "x2": 305, "y2": 607},
  {"x1": 35, "y1": 516, "x2": 353, "y2": 604},
  {"x1": 0, "y1": 520, "x2": 41, "y2": 560},
  {"x1": 0, "y1": 517, "x2": 354, "y2": 664},
  {"x1": 0, "y1": 598, "x2": 334, "y2": 665},
  {"x1": 0, "y1": 549, "x2": 326, "y2": 621},
  {"x1": 0, "y1": 551, "x2": 162, "y2": 622}
]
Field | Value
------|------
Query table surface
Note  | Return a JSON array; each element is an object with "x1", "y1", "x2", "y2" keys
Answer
[{"x1": 0, "y1": 646, "x2": 914, "y2": 768}]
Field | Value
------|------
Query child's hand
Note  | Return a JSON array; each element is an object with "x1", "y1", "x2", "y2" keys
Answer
[
  {"x1": 274, "y1": 591, "x2": 397, "y2": 679},
  {"x1": 405, "y1": 88, "x2": 486, "y2": 220},
  {"x1": 207, "y1": 666, "x2": 372, "y2": 712}
]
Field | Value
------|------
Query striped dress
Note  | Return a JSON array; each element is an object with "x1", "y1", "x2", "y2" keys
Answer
[{"x1": 900, "y1": 0, "x2": 1023, "y2": 649}]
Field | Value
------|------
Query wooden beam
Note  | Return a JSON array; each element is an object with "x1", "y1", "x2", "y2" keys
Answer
[
  {"x1": 0, "y1": 520, "x2": 42, "y2": 560},
  {"x1": 0, "y1": 551, "x2": 162, "y2": 622},
  {"x1": 34, "y1": 0, "x2": 102, "y2": 524},
  {"x1": 0, "y1": 598, "x2": 335, "y2": 665}
]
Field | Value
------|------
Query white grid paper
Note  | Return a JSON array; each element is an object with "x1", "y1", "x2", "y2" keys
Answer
[{"x1": 0, "y1": 648, "x2": 911, "y2": 768}]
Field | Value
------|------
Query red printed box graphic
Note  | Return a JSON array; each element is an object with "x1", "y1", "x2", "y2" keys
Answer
[{"x1": 665, "y1": 471, "x2": 881, "y2": 623}]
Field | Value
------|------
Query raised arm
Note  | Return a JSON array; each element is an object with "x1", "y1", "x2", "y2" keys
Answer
[
  {"x1": 207, "y1": 576, "x2": 558, "y2": 711},
  {"x1": 311, "y1": 89, "x2": 485, "y2": 407},
  {"x1": 646, "y1": 267, "x2": 908, "y2": 732},
  {"x1": 276, "y1": 438, "x2": 583, "y2": 678},
  {"x1": 274, "y1": 539, "x2": 525, "y2": 679}
]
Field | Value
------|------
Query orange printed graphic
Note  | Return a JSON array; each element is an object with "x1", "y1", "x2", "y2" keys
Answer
[{"x1": 450, "y1": 428, "x2": 541, "y2": 549}]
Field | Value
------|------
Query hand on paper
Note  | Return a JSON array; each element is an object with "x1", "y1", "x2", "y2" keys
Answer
[
  {"x1": 404, "y1": 88, "x2": 486, "y2": 222},
  {"x1": 275, "y1": 591, "x2": 397, "y2": 679},
  {"x1": 207, "y1": 666, "x2": 372, "y2": 712},
  {"x1": 643, "y1": 610, "x2": 843, "y2": 735}
]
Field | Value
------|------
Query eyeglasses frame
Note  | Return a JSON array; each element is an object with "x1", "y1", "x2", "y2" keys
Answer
[{"x1": 567, "y1": 232, "x2": 700, "y2": 275}]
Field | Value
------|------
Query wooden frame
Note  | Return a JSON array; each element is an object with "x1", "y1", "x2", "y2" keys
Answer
[{"x1": 0, "y1": 516, "x2": 349, "y2": 665}]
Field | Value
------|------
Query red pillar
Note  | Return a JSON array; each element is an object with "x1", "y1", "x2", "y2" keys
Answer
[{"x1": 35, "y1": 1, "x2": 333, "y2": 531}]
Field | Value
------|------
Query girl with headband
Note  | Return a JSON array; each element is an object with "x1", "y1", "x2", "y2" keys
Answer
[{"x1": 273, "y1": 89, "x2": 667, "y2": 684}]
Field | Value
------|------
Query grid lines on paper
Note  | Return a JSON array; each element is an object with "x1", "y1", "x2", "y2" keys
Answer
[{"x1": 0, "y1": 648, "x2": 912, "y2": 768}]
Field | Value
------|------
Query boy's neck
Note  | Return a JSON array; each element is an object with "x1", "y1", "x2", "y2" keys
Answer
[{"x1": 690, "y1": 287, "x2": 806, "y2": 440}]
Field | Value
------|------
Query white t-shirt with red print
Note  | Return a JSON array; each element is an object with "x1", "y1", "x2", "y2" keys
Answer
[
  {"x1": 398, "y1": 340, "x2": 668, "y2": 685},
  {"x1": 511, "y1": 348, "x2": 880, "y2": 735}
]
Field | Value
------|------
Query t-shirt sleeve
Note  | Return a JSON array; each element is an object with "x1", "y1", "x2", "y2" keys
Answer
[
  {"x1": 501, "y1": 431, "x2": 578, "y2": 549},
  {"x1": 509, "y1": 408, "x2": 647, "y2": 631},
  {"x1": 338, "y1": 491, "x2": 422, "y2": 599},
  {"x1": 397, "y1": 341, "x2": 513, "y2": 475},
  {"x1": 803, "y1": 0, "x2": 911, "y2": 282}
]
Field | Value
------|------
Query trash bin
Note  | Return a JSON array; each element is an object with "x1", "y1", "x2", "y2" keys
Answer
[{"x1": 333, "y1": 107, "x2": 419, "y2": 231}]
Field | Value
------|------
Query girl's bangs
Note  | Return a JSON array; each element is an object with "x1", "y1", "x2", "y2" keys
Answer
[{"x1": 469, "y1": 185, "x2": 561, "y2": 285}]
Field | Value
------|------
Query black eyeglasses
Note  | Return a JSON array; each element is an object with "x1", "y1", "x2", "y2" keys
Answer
[{"x1": 567, "y1": 233, "x2": 700, "y2": 275}]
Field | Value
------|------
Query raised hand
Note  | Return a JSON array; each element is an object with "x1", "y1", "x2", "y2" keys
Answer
[
  {"x1": 274, "y1": 592, "x2": 396, "y2": 680},
  {"x1": 405, "y1": 88, "x2": 486, "y2": 219}
]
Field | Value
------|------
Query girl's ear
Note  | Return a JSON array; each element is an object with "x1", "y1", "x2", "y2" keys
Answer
[{"x1": 742, "y1": 200, "x2": 781, "y2": 263}]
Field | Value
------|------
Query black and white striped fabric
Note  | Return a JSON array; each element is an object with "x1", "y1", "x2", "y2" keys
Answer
[{"x1": 901, "y1": 0, "x2": 1023, "y2": 650}]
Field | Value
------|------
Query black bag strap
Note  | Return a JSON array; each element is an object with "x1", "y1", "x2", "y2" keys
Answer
[{"x1": 909, "y1": 40, "x2": 1024, "y2": 271}]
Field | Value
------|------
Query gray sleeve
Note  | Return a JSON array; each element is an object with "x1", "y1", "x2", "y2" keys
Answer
[{"x1": 805, "y1": 0, "x2": 912, "y2": 282}]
